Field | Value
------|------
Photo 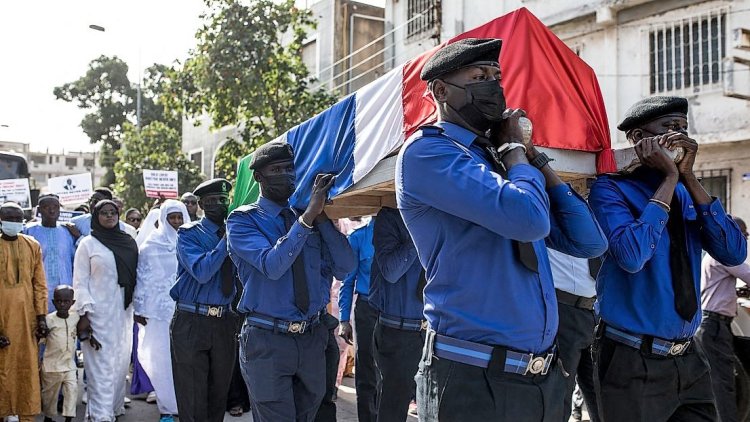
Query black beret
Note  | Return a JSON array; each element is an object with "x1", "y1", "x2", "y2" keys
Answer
[
  {"x1": 618, "y1": 96, "x2": 688, "y2": 131},
  {"x1": 249, "y1": 141, "x2": 295, "y2": 170},
  {"x1": 420, "y1": 38, "x2": 502, "y2": 81},
  {"x1": 193, "y1": 178, "x2": 232, "y2": 197}
]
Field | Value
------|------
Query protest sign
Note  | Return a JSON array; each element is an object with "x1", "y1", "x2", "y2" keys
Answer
[
  {"x1": 35, "y1": 209, "x2": 83, "y2": 223},
  {"x1": 48, "y1": 173, "x2": 93, "y2": 205},
  {"x1": 0, "y1": 178, "x2": 31, "y2": 208},
  {"x1": 143, "y1": 170, "x2": 179, "y2": 199}
]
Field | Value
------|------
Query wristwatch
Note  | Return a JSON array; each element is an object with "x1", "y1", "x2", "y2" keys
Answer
[
  {"x1": 529, "y1": 151, "x2": 554, "y2": 169},
  {"x1": 496, "y1": 142, "x2": 527, "y2": 160}
]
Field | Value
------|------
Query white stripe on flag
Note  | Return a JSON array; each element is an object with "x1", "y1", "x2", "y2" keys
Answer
[{"x1": 352, "y1": 64, "x2": 406, "y2": 184}]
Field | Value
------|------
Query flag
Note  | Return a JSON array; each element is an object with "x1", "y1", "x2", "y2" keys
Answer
[
  {"x1": 242, "y1": 7, "x2": 615, "y2": 209},
  {"x1": 229, "y1": 154, "x2": 260, "y2": 212}
]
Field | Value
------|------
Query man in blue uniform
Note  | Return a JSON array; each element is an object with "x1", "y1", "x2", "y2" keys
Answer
[
  {"x1": 368, "y1": 207, "x2": 425, "y2": 422},
  {"x1": 589, "y1": 96, "x2": 747, "y2": 422},
  {"x1": 169, "y1": 178, "x2": 237, "y2": 422},
  {"x1": 227, "y1": 141, "x2": 356, "y2": 422},
  {"x1": 338, "y1": 217, "x2": 378, "y2": 422},
  {"x1": 396, "y1": 38, "x2": 608, "y2": 420}
]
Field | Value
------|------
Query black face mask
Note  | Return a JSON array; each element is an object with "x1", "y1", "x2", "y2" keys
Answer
[
  {"x1": 442, "y1": 79, "x2": 506, "y2": 132},
  {"x1": 203, "y1": 204, "x2": 228, "y2": 225},
  {"x1": 261, "y1": 173, "x2": 296, "y2": 203}
]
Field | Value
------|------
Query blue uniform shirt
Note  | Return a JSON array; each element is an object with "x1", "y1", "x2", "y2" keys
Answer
[
  {"x1": 338, "y1": 219, "x2": 375, "y2": 322},
  {"x1": 368, "y1": 207, "x2": 425, "y2": 321},
  {"x1": 170, "y1": 217, "x2": 235, "y2": 306},
  {"x1": 24, "y1": 223, "x2": 76, "y2": 309},
  {"x1": 396, "y1": 122, "x2": 608, "y2": 353},
  {"x1": 227, "y1": 197, "x2": 356, "y2": 321},
  {"x1": 589, "y1": 167, "x2": 747, "y2": 340}
]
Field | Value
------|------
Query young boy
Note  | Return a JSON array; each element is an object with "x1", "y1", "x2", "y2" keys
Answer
[{"x1": 41, "y1": 285, "x2": 79, "y2": 422}]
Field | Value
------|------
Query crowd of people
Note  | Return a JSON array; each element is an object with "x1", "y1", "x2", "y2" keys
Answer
[{"x1": 1, "y1": 37, "x2": 749, "y2": 422}]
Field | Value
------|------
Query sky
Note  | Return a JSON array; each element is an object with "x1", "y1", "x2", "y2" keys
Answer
[{"x1": 0, "y1": 0, "x2": 384, "y2": 154}]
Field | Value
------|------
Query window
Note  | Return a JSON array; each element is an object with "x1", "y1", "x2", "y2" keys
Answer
[
  {"x1": 407, "y1": 0, "x2": 440, "y2": 40},
  {"x1": 55, "y1": 156, "x2": 60, "y2": 163},
  {"x1": 31, "y1": 154, "x2": 46, "y2": 165},
  {"x1": 190, "y1": 151, "x2": 203, "y2": 169},
  {"x1": 649, "y1": 9, "x2": 727, "y2": 94},
  {"x1": 83, "y1": 158, "x2": 95, "y2": 168},
  {"x1": 301, "y1": 39, "x2": 318, "y2": 77},
  {"x1": 696, "y1": 168, "x2": 731, "y2": 212},
  {"x1": 65, "y1": 157, "x2": 77, "y2": 167}
]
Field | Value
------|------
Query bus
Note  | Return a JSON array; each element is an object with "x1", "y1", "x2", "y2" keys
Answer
[{"x1": 0, "y1": 151, "x2": 30, "y2": 180}]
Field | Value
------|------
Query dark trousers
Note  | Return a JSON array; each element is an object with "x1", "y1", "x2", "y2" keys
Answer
[
  {"x1": 227, "y1": 338, "x2": 251, "y2": 412},
  {"x1": 354, "y1": 296, "x2": 380, "y2": 422},
  {"x1": 240, "y1": 321, "x2": 328, "y2": 422},
  {"x1": 695, "y1": 316, "x2": 738, "y2": 422},
  {"x1": 557, "y1": 303, "x2": 599, "y2": 422},
  {"x1": 170, "y1": 310, "x2": 238, "y2": 422},
  {"x1": 594, "y1": 335, "x2": 718, "y2": 422},
  {"x1": 415, "y1": 340, "x2": 566, "y2": 421},
  {"x1": 374, "y1": 322, "x2": 424, "y2": 422},
  {"x1": 315, "y1": 325, "x2": 340, "y2": 422}
]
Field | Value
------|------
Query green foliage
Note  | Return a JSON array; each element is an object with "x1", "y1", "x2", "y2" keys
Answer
[
  {"x1": 113, "y1": 121, "x2": 204, "y2": 212},
  {"x1": 164, "y1": 0, "x2": 338, "y2": 181},
  {"x1": 54, "y1": 56, "x2": 182, "y2": 186}
]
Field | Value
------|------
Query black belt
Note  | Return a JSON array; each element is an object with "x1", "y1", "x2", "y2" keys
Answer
[
  {"x1": 703, "y1": 310, "x2": 733, "y2": 323},
  {"x1": 177, "y1": 302, "x2": 228, "y2": 318},
  {"x1": 245, "y1": 310, "x2": 325, "y2": 335},
  {"x1": 555, "y1": 289, "x2": 596, "y2": 311}
]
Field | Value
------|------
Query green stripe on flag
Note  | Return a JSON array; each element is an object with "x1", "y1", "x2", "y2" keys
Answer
[{"x1": 229, "y1": 153, "x2": 260, "y2": 212}]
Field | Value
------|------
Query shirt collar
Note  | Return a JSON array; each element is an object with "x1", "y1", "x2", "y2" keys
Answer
[
  {"x1": 200, "y1": 216, "x2": 220, "y2": 232},
  {"x1": 435, "y1": 121, "x2": 480, "y2": 147},
  {"x1": 258, "y1": 196, "x2": 289, "y2": 218}
]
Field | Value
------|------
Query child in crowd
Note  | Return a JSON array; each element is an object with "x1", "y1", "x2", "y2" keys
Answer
[{"x1": 41, "y1": 285, "x2": 79, "y2": 422}]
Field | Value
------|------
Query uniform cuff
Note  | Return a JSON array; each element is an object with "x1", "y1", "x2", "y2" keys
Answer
[
  {"x1": 641, "y1": 202, "x2": 669, "y2": 233},
  {"x1": 695, "y1": 198, "x2": 725, "y2": 224}
]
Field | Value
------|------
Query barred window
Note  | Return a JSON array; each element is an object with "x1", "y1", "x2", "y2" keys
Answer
[
  {"x1": 696, "y1": 168, "x2": 731, "y2": 212},
  {"x1": 649, "y1": 10, "x2": 726, "y2": 94},
  {"x1": 407, "y1": 0, "x2": 440, "y2": 40}
]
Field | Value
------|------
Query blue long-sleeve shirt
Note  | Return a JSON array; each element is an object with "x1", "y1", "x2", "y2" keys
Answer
[
  {"x1": 338, "y1": 219, "x2": 374, "y2": 322},
  {"x1": 368, "y1": 207, "x2": 425, "y2": 321},
  {"x1": 170, "y1": 217, "x2": 235, "y2": 306},
  {"x1": 589, "y1": 168, "x2": 747, "y2": 340},
  {"x1": 396, "y1": 122, "x2": 608, "y2": 353},
  {"x1": 227, "y1": 197, "x2": 356, "y2": 321}
]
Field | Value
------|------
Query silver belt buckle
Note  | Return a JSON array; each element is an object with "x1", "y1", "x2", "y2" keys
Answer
[
  {"x1": 207, "y1": 306, "x2": 222, "y2": 317},
  {"x1": 288, "y1": 320, "x2": 307, "y2": 334},
  {"x1": 668, "y1": 340, "x2": 689, "y2": 356},
  {"x1": 525, "y1": 353, "x2": 553, "y2": 375}
]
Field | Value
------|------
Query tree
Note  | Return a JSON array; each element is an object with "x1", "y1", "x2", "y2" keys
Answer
[
  {"x1": 113, "y1": 121, "x2": 204, "y2": 212},
  {"x1": 164, "y1": 0, "x2": 338, "y2": 180},
  {"x1": 54, "y1": 56, "x2": 181, "y2": 185}
]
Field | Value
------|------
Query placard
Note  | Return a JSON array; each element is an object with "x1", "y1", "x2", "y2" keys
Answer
[
  {"x1": 48, "y1": 173, "x2": 93, "y2": 205},
  {"x1": 0, "y1": 178, "x2": 31, "y2": 208},
  {"x1": 35, "y1": 209, "x2": 84, "y2": 223},
  {"x1": 143, "y1": 170, "x2": 179, "y2": 199}
]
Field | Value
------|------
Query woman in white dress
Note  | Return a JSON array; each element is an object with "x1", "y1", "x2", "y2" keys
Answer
[
  {"x1": 74, "y1": 200, "x2": 139, "y2": 422},
  {"x1": 133, "y1": 200, "x2": 189, "y2": 422}
]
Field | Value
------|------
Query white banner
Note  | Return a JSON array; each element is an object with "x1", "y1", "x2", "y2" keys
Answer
[
  {"x1": 143, "y1": 170, "x2": 179, "y2": 199},
  {"x1": 48, "y1": 173, "x2": 93, "y2": 205},
  {"x1": 0, "y1": 178, "x2": 32, "y2": 208}
]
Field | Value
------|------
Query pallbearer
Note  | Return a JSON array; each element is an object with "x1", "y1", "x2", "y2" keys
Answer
[
  {"x1": 396, "y1": 38, "x2": 607, "y2": 421},
  {"x1": 227, "y1": 141, "x2": 355, "y2": 422},
  {"x1": 170, "y1": 178, "x2": 237, "y2": 422},
  {"x1": 589, "y1": 96, "x2": 747, "y2": 421}
]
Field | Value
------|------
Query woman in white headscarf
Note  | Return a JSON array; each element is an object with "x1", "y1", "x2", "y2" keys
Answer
[{"x1": 132, "y1": 200, "x2": 189, "y2": 422}]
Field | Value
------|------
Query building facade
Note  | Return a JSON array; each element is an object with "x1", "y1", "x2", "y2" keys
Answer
[
  {"x1": 1, "y1": 140, "x2": 106, "y2": 189},
  {"x1": 383, "y1": 0, "x2": 750, "y2": 213}
]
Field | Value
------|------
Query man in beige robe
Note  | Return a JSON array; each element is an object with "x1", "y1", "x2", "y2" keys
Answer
[{"x1": 0, "y1": 202, "x2": 49, "y2": 422}]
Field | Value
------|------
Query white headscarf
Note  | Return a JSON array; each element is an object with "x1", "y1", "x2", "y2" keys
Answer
[
  {"x1": 136, "y1": 208, "x2": 161, "y2": 247},
  {"x1": 147, "y1": 200, "x2": 190, "y2": 250},
  {"x1": 133, "y1": 199, "x2": 189, "y2": 321}
]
